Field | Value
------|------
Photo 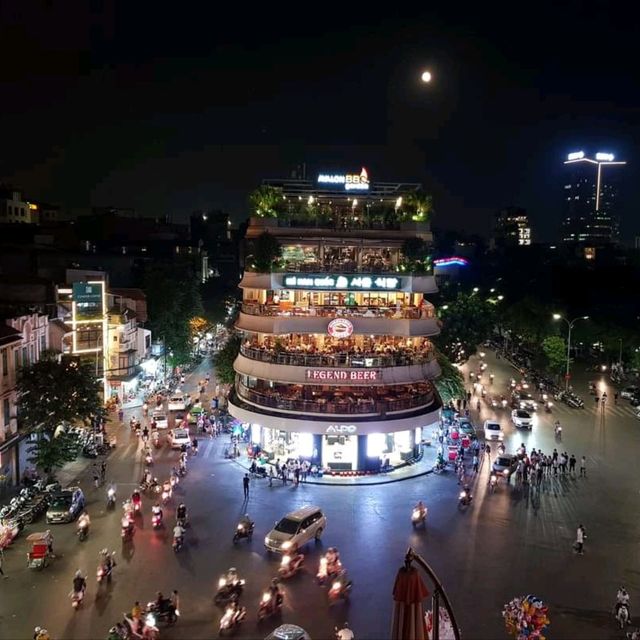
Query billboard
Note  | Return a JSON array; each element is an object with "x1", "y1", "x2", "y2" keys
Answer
[{"x1": 72, "y1": 282, "x2": 104, "y2": 320}]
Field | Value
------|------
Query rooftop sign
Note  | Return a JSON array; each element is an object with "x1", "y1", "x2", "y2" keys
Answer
[
  {"x1": 317, "y1": 167, "x2": 370, "y2": 191},
  {"x1": 283, "y1": 274, "x2": 401, "y2": 290}
]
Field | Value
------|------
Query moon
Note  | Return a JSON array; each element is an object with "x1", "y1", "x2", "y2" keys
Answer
[{"x1": 421, "y1": 70, "x2": 432, "y2": 83}]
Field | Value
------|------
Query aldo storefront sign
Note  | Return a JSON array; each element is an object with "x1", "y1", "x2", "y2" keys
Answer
[{"x1": 305, "y1": 369, "x2": 381, "y2": 382}]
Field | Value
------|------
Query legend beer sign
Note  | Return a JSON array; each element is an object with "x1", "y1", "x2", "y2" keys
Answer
[{"x1": 305, "y1": 368, "x2": 381, "y2": 383}]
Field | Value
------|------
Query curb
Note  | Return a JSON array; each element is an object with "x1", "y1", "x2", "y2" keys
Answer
[{"x1": 232, "y1": 458, "x2": 435, "y2": 486}]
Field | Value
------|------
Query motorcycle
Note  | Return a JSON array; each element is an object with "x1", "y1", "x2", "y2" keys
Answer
[
  {"x1": 172, "y1": 533, "x2": 183, "y2": 553},
  {"x1": 107, "y1": 487, "x2": 116, "y2": 509},
  {"x1": 219, "y1": 604, "x2": 246, "y2": 633},
  {"x1": 77, "y1": 520, "x2": 90, "y2": 542},
  {"x1": 71, "y1": 589, "x2": 85, "y2": 610},
  {"x1": 617, "y1": 603, "x2": 630, "y2": 629},
  {"x1": 161, "y1": 487, "x2": 172, "y2": 504},
  {"x1": 335, "y1": 625, "x2": 355, "y2": 640},
  {"x1": 257, "y1": 591, "x2": 283, "y2": 620},
  {"x1": 145, "y1": 451, "x2": 153, "y2": 466},
  {"x1": 123, "y1": 613, "x2": 159, "y2": 640},
  {"x1": 215, "y1": 576, "x2": 246, "y2": 605},
  {"x1": 152, "y1": 511, "x2": 163, "y2": 529},
  {"x1": 233, "y1": 520, "x2": 254, "y2": 543},
  {"x1": 121, "y1": 517, "x2": 134, "y2": 540},
  {"x1": 328, "y1": 575, "x2": 353, "y2": 603},
  {"x1": 178, "y1": 465, "x2": 186, "y2": 478},
  {"x1": 97, "y1": 562, "x2": 112, "y2": 585},
  {"x1": 555, "y1": 425, "x2": 562, "y2": 439},
  {"x1": 489, "y1": 473, "x2": 497, "y2": 493},
  {"x1": 146, "y1": 601, "x2": 178, "y2": 625},
  {"x1": 544, "y1": 401, "x2": 553, "y2": 413},
  {"x1": 411, "y1": 507, "x2": 427, "y2": 527},
  {"x1": 278, "y1": 553, "x2": 304, "y2": 579},
  {"x1": 458, "y1": 488, "x2": 472, "y2": 507}
]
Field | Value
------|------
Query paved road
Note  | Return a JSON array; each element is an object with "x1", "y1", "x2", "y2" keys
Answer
[{"x1": 1, "y1": 353, "x2": 639, "y2": 639}]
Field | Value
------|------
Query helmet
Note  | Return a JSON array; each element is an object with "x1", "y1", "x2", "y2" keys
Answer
[
  {"x1": 101, "y1": 548, "x2": 108, "y2": 555},
  {"x1": 229, "y1": 567, "x2": 237, "y2": 573},
  {"x1": 179, "y1": 503, "x2": 185, "y2": 509},
  {"x1": 244, "y1": 513, "x2": 249, "y2": 518},
  {"x1": 271, "y1": 577, "x2": 279, "y2": 586},
  {"x1": 75, "y1": 570, "x2": 82, "y2": 577},
  {"x1": 35, "y1": 628, "x2": 42, "y2": 634}
]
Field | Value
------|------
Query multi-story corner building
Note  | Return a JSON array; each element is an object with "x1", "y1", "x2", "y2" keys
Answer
[
  {"x1": 228, "y1": 169, "x2": 442, "y2": 474},
  {"x1": 0, "y1": 312, "x2": 49, "y2": 490},
  {"x1": 493, "y1": 206, "x2": 532, "y2": 247}
]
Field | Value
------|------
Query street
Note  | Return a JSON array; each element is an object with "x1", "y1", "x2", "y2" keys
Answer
[{"x1": 1, "y1": 352, "x2": 640, "y2": 640}]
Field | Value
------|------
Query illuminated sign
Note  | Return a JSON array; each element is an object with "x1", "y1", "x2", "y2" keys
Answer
[
  {"x1": 595, "y1": 152, "x2": 615, "y2": 162},
  {"x1": 327, "y1": 319, "x2": 354, "y2": 339},
  {"x1": 317, "y1": 167, "x2": 370, "y2": 191},
  {"x1": 283, "y1": 274, "x2": 401, "y2": 290},
  {"x1": 326, "y1": 424, "x2": 357, "y2": 434},
  {"x1": 305, "y1": 369, "x2": 380, "y2": 382},
  {"x1": 567, "y1": 151, "x2": 585, "y2": 161},
  {"x1": 433, "y1": 257, "x2": 469, "y2": 268},
  {"x1": 72, "y1": 282, "x2": 104, "y2": 320}
]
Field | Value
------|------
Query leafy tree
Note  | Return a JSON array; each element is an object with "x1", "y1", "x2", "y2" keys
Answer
[
  {"x1": 542, "y1": 335, "x2": 566, "y2": 374},
  {"x1": 434, "y1": 351, "x2": 465, "y2": 405},
  {"x1": 403, "y1": 192, "x2": 433, "y2": 222},
  {"x1": 213, "y1": 335, "x2": 241, "y2": 384},
  {"x1": 504, "y1": 297, "x2": 554, "y2": 345},
  {"x1": 248, "y1": 232, "x2": 282, "y2": 273},
  {"x1": 400, "y1": 237, "x2": 431, "y2": 273},
  {"x1": 144, "y1": 262, "x2": 205, "y2": 366},
  {"x1": 249, "y1": 185, "x2": 283, "y2": 218},
  {"x1": 17, "y1": 355, "x2": 102, "y2": 476},
  {"x1": 436, "y1": 292, "x2": 496, "y2": 363}
]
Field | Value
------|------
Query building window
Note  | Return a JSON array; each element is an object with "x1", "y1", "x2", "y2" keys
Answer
[
  {"x1": 14, "y1": 349, "x2": 20, "y2": 371},
  {"x1": 40, "y1": 334, "x2": 46, "y2": 353},
  {"x1": 2, "y1": 350, "x2": 7, "y2": 376},
  {"x1": 3, "y1": 398, "x2": 10, "y2": 428},
  {"x1": 22, "y1": 346, "x2": 28, "y2": 366}
]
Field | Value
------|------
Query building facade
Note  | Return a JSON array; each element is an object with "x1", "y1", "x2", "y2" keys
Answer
[
  {"x1": 562, "y1": 151, "x2": 626, "y2": 245},
  {"x1": 493, "y1": 207, "x2": 532, "y2": 247},
  {"x1": 228, "y1": 170, "x2": 442, "y2": 474},
  {"x1": 0, "y1": 313, "x2": 49, "y2": 490}
]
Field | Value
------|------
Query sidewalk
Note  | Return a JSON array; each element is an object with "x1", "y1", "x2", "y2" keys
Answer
[{"x1": 232, "y1": 441, "x2": 440, "y2": 486}]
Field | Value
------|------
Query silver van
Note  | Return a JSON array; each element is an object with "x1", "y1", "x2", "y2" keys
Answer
[{"x1": 264, "y1": 505, "x2": 326, "y2": 553}]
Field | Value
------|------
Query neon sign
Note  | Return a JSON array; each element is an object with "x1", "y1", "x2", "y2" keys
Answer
[
  {"x1": 305, "y1": 369, "x2": 380, "y2": 382},
  {"x1": 433, "y1": 257, "x2": 469, "y2": 268},
  {"x1": 317, "y1": 167, "x2": 370, "y2": 191},
  {"x1": 327, "y1": 319, "x2": 354, "y2": 339},
  {"x1": 326, "y1": 424, "x2": 357, "y2": 434},
  {"x1": 283, "y1": 274, "x2": 400, "y2": 290}
]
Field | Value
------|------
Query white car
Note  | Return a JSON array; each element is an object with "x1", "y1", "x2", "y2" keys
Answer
[
  {"x1": 264, "y1": 506, "x2": 326, "y2": 553},
  {"x1": 168, "y1": 395, "x2": 186, "y2": 411},
  {"x1": 484, "y1": 420, "x2": 504, "y2": 441},
  {"x1": 168, "y1": 428, "x2": 191, "y2": 449},
  {"x1": 152, "y1": 412, "x2": 168, "y2": 429},
  {"x1": 511, "y1": 409, "x2": 533, "y2": 429},
  {"x1": 621, "y1": 386, "x2": 640, "y2": 400}
]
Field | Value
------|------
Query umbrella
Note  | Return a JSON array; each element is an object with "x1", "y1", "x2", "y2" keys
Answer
[{"x1": 391, "y1": 565, "x2": 430, "y2": 640}]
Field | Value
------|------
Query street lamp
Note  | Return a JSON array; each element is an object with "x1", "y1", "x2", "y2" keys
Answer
[{"x1": 552, "y1": 314, "x2": 589, "y2": 390}]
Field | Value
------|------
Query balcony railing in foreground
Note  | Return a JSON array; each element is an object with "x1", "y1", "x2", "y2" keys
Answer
[{"x1": 241, "y1": 303, "x2": 435, "y2": 320}]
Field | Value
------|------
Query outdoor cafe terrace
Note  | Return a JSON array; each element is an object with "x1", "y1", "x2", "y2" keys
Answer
[{"x1": 240, "y1": 302, "x2": 436, "y2": 320}]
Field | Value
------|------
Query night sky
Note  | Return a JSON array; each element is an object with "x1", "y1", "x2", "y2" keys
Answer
[{"x1": 1, "y1": 2, "x2": 638, "y2": 242}]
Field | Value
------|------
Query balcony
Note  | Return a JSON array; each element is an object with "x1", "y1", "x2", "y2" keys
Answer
[
  {"x1": 240, "y1": 302, "x2": 435, "y2": 320},
  {"x1": 236, "y1": 381, "x2": 435, "y2": 418}
]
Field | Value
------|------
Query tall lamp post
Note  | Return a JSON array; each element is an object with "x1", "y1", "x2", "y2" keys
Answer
[{"x1": 552, "y1": 314, "x2": 589, "y2": 390}]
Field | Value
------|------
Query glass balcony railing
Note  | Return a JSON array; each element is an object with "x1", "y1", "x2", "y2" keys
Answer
[
  {"x1": 239, "y1": 345, "x2": 436, "y2": 368},
  {"x1": 236, "y1": 382, "x2": 435, "y2": 416},
  {"x1": 240, "y1": 303, "x2": 436, "y2": 320}
]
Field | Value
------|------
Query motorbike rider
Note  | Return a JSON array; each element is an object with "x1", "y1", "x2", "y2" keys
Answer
[
  {"x1": 77, "y1": 511, "x2": 91, "y2": 532},
  {"x1": 460, "y1": 483, "x2": 472, "y2": 502},
  {"x1": 192, "y1": 437, "x2": 199, "y2": 455},
  {"x1": 554, "y1": 420, "x2": 561, "y2": 434},
  {"x1": 152, "y1": 503, "x2": 163, "y2": 523},
  {"x1": 177, "y1": 503, "x2": 187, "y2": 524},
  {"x1": 142, "y1": 468, "x2": 152, "y2": 486},
  {"x1": 238, "y1": 512, "x2": 253, "y2": 530},
  {"x1": 267, "y1": 577, "x2": 283, "y2": 611},
  {"x1": 224, "y1": 599, "x2": 245, "y2": 627},
  {"x1": 414, "y1": 500, "x2": 427, "y2": 521},
  {"x1": 72, "y1": 569, "x2": 87, "y2": 597},
  {"x1": 336, "y1": 622, "x2": 355, "y2": 640},
  {"x1": 131, "y1": 489, "x2": 142, "y2": 510},
  {"x1": 100, "y1": 548, "x2": 116, "y2": 573},
  {"x1": 325, "y1": 547, "x2": 342, "y2": 578},
  {"x1": 616, "y1": 586, "x2": 631, "y2": 616},
  {"x1": 173, "y1": 522, "x2": 185, "y2": 546},
  {"x1": 225, "y1": 566, "x2": 239, "y2": 586},
  {"x1": 162, "y1": 478, "x2": 172, "y2": 496}
]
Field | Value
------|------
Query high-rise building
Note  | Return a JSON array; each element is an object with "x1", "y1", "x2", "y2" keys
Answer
[
  {"x1": 228, "y1": 168, "x2": 442, "y2": 475},
  {"x1": 493, "y1": 206, "x2": 532, "y2": 248},
  {"x1": 562, "y1": 151, "x2": 626, "y2": 245}
]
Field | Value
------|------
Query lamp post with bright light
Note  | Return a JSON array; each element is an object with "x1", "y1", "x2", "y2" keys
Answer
[{"x1": 553, "y1": 314, "x2": 589, "y2": 390}]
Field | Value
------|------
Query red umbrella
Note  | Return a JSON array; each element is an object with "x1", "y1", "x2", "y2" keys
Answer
[{"x1": 391, "y1": 565, "x2": 430, "y2": 640}]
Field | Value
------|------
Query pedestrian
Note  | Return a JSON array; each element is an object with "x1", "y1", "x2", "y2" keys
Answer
[
  {"x1": 569, "y1": 454, "x2": 576, "y2": 474},
  {"x1": 118, "y1": 408, "x2": 124, "y2": 422},
  {"x1": 536, "y1": 464, "x2": 543, "y2": 487},
  {"x1": 93, "y1": 466, "x2": 100, "y2": 488},
  {"x1": 574, "y1": 524, "x2": 586, "y2": 555},
  {"x1": 466, "y1": 391, "x2": 471, "y2": 403},
  {"x1": 580, "y1": 456, "x2": 587, "y2": 477},
  {"x1": 243, "y1": 473, "x2": 250, "y2": 499},
  {"x1": 484, "y1": 443, "x2": 491, "y2": 462},
  {"x1": 268, "y1": 466, "x2": 275, "y2": 487},
  {"x1": 170, "y1": 590, "x2": 180, "y2": 616},
  {"x1": 281, "y1": 466, "x2": 287, "y2": 486},
  {"x1": 100, "y1": 460, "x2": 107, "y2": 482},
  {"x1": 458, "y1": 443, "x2": 464, "y2": 459},
  {"x1": 294, "y1": 466, "x2": 300, "y2": 486},
  {"x1": 594, "y1": 395, "x2": 599, "y2": 407},
  {"x1": 614, "y1": 392, "x2": 619, "y2": 405},
  {"x1": 552, "y1": 457, "x2": 558, "y2": 476},
  {"x1": 472, "y1": 454, "x2": 479, "y2": 473},
  {"x1": 0, "y1": 547, "x2": 7, "y2": 577}
]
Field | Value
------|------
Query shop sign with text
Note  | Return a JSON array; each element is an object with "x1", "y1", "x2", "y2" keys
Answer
[
  {"x1": 327, "y1": 319, "x2": 354, "y2": 338},
  {"x1": 283, "y1": 274, "x2": 401, "y2": 290},
  {"x1": 317, "y1": 167, "x2": 370, "y2": 191},
  {"x1": 326, "y1": 424, "x2": 357, "y2": 434},
  {"x1": 306, "y1": 369, "x2": 380, "y2": 382}
]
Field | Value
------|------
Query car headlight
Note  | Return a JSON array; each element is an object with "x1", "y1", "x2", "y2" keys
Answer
[
  {"x1": 264, "y1": 536, "x2": 270, "y2": 545},
  {"x1": 503, "y1": 469, "x2": 510, "y2": 476},
  {"x1": 218, "y1": 577, "x2": 226, "y2": 588},
  {"x1": 281, "y1": 541, "x2": 292, "y2": 550}
]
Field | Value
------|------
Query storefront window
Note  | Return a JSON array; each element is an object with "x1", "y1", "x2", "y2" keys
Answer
[
  {"x1": 367, "y1": 433, "x2": 386, "y2": 457},
  {"x1": 366, "y1": 430, "x2": 414, "y2": 467},
  {"x1": 322, "y1": 434, "x2": 357, "y2": 471},
  {"x1": 261, "y1": 428, "x2": 314, "y2": 460}
]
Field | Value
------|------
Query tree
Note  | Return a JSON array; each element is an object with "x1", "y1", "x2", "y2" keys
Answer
[
  {"x1": 249, "y1": 185, "x2": 283, "y2": 218},
  {"x1": 403, "y1": 193, "x2": 433, "y2": 222},
  {"x1": 503, "y1": 297, "x2": 554, "y2": 346},
  {"x1": 436, "y1": 292, "x2": 496, "y2": 363},
  {"x1": 144, "y1": 262, "x2": 205, "y2": 366},
  {"x1": 541, "y1": 335, "x2": 566, "y2": 374},
  {"x1": 213, "y1": 335, "x2": 241, "y2": 384},
  {"x1": 434, "y1": 351, "x2": 465, "y2": 405},
  {"x1": 248, "y1": 232, "x2": 282, "y2": 273},
  {"x1": 401, "y1": 237, "x2": 431, "y2": 274},
  {"x1": 17, "y1": 355, "x2": 102, "y2": 476}
]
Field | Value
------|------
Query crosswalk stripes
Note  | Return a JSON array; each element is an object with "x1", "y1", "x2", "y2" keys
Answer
[{"x1": 550, "y1": 400, "x2": 636, "y2": 419}]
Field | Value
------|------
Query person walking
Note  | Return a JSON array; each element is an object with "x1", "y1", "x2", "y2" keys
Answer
[
  {"x1": 569, "y1": 454, "x2": 576, "y2": 474},
  {"x1": 268, "y1": 466, "x2": 275, "y2": 487},
  {"x1": 242, "y1": 473, "x2": 250, "y2": 499},
  {"x1": 100, "y1": 461, "x2": 107, "y2": 483},
  {"x1": 580, "y1": 456, "x2": 587, "y2": 477},
  {"x1": 574, "y1": 524, "x2": 586, "y2": 555},
  {"x1": 472, "y1": 454, "x2": 479, "y2": 473},
  {"x1": 294, "y1": 465, "x2": 300, "y2": 486},
  {"x1": 614, "y1": 392, "x2": 619, "y2": 405},
  {"x1": 0, "y1": 547, "x2": 8, "y2": 578}
]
